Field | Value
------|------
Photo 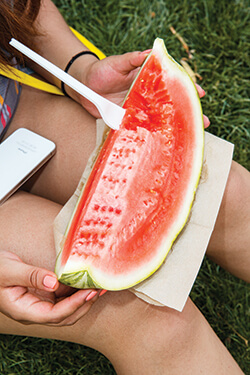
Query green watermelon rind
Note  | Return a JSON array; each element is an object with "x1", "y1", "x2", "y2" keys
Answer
[
  {"x1": 55, "y1": 38, "x2": 204, "y2": 290},
  {"x1": 59, "y1": 270, "x2": 101, "y2": 289}
]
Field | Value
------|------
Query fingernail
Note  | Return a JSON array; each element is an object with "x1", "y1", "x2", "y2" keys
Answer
[
  {"x1": 99, "y1": 289, "x2": 107, "y2": 296},
  {"x1": 86, "y1": 291, "x2": 98, "y2": 301},
  {"x1": 195, "y1": 84, "x2": 206, "y2": 98},
  {"x1": 43, "y1": 275, "x2": 57, "y2": 289},
  {"x1": 200, "y1": 89, "x2": 206, "y2": 98},
  {"x1": 141, "y1": 49, "x2": 152, "y2": 55},
  {"x1": 203, "y1": 114, "x2": 210, "y2": 128}
]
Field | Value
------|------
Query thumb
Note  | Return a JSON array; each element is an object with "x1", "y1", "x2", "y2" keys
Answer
[
  {"x1": 127, "y1": 50, "x2": 152, "y2": 69},
  {"x1": 3, "y1": 255, "x2": 59, "y2": 291},
  {"x1": 115, "y1": 50, "x2": 151, "y2": 74}
]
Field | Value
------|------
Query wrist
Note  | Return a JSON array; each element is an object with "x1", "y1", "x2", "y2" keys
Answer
[{"x1": 61, "y1": 51, "x2": 100, "y2": 102}]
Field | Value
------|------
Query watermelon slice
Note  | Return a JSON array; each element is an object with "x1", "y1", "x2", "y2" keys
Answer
[{"x1": 55, "y1": 38, "x2": 204, "y2": 290}]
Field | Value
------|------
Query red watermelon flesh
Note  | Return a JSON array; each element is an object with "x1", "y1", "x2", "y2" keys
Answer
[{"x1": 55, "y1": 38, "x2": 204, "y2": 290}]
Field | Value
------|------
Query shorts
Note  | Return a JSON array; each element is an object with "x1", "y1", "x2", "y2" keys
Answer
[
  {"x1": 0, "y1": 66, "x2": 33, "y2": 142},
  {"x1": 0, "y1": 76, "x2": 21, "y2": 142}
]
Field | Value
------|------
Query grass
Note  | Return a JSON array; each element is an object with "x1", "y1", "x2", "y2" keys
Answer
[{"x1": 1, "y1": 0, "x2": 249, "y2": 373}]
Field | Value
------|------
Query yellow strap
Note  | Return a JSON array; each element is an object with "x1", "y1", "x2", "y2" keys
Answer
[
  {"x1": 70, "y1": 27, "x2": 106, "y2": 60},
  {"x1": 0, "y1": 65, "x2": 64, "y2": 95},
  {"x1": 0, "y1": 27, "x2": 106, "y2": 95}
]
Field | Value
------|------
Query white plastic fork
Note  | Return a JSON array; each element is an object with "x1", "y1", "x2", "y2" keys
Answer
[{"x1": 9, "y1": 38, "x2": 125, "y2": 130}]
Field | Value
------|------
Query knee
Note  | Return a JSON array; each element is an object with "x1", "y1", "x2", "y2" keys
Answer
[
  {"x1": 96, "y1": 294, "x2": 207, "y2": 373},
  {"x1": 138, "y1": 298, "x2": 202, "y2": 360}
]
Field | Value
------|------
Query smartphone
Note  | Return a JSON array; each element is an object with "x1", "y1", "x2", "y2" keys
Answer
[{"x1": 0, "y1": 128, "x2": 56, "y2": 205}]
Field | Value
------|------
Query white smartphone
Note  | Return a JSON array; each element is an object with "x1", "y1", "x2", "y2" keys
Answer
[{"x1": 0, "y1": 128, "x2": 56, "y2": 205}]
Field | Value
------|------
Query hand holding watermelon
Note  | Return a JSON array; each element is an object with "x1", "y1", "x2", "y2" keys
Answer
[
  {"x1": 65, "y1": 49, "x2": 151, "y2": 118},
  {"x1": 62, "y1": 49, "x2": 210, "y2": 127},
  {"x1": 0, "y1": 251, "x2": 99, "y2": 325}
]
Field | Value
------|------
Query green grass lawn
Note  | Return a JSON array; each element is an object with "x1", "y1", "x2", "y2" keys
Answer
[{"x1": 1, "y1": 0, "x2": 249, "y2": 373}]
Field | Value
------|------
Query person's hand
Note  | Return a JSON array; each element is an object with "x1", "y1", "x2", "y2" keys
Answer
[
  {"x1": 0, "y1": 251, "x2": 100, "y2": 326},
  {"x1": 67, "y1": 50, "x2": 150, "y2": 118},
  {"x1": 68, "y1": 50, "x2": 210, "y2": 128}
]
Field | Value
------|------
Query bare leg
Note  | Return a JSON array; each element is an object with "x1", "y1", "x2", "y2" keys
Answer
[
  {"x1": 5, "y1": 86, "x2": 250, "y2": 282},
  {"x1": 207, "y1": 161, "x2": 250, "y2": 282},
  {"x1": 0, "y1": 192, "x2": 243, "y2": 375},
  {"x1": 0, "y1": 85, "x2": 247, "y2": 373}
]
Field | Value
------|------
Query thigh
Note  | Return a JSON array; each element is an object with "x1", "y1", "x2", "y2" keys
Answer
[
  {"x1": 0, "y1": 193, "x2": 242, "y2": 374},
  {"x1": 0, "y1": 190, "x2": 195, "y2": 360},
  {"x1": 0, "y1": 190, "x2": 61, "y2": 270},
  {"x1": 3, "y1": 85, "x2": 97, "y2": 205}
]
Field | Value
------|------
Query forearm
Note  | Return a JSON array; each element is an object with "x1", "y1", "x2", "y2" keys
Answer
[
  {"x1": 24, "y1": 1, "x2": 149, "y2": 113},
  {"x1": 28, "y1": 0, "x2": 95, "y2": 89}
]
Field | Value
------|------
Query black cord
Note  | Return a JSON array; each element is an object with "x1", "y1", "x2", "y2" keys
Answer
[{"x1": 61, "y1": 51, "x2": 100, "y2": 97}]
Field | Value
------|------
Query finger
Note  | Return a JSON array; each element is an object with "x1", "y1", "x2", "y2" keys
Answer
[
  {"x1": 1, "y1": 286, "x2": 97, "y2": 325},
  {"x1": 203, "y1": 114, "x2": 210, "y2": 128},
  {"x1": 56, "y1": 290, "x2": 107, "y2": 326},
  {"x1": 113, "y1": 50, "x2": 151, "y2": 75},
  {"x1": 55, "y1": 283, "x2": 78, "y2": 298},
  {"x1": 195, "y1": 83, "x2": 206, "y2": 98},
  {"x1": 2, "y1": 256, "x2": 59, "y2": 291},
  {"x1": 30, "y1": 289, "x2": 97, "y2": 325},
  {"x1": 99, "y1": 289, "x2": 108, "y2": 296},
  {"x1": 54, "y1": 290, "x2": 100, "y2": 326}
]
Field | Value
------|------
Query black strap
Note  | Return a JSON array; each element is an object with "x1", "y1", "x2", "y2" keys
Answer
[{"x1": 61, "y1": 51, "x2": 100, "y2": 97}]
